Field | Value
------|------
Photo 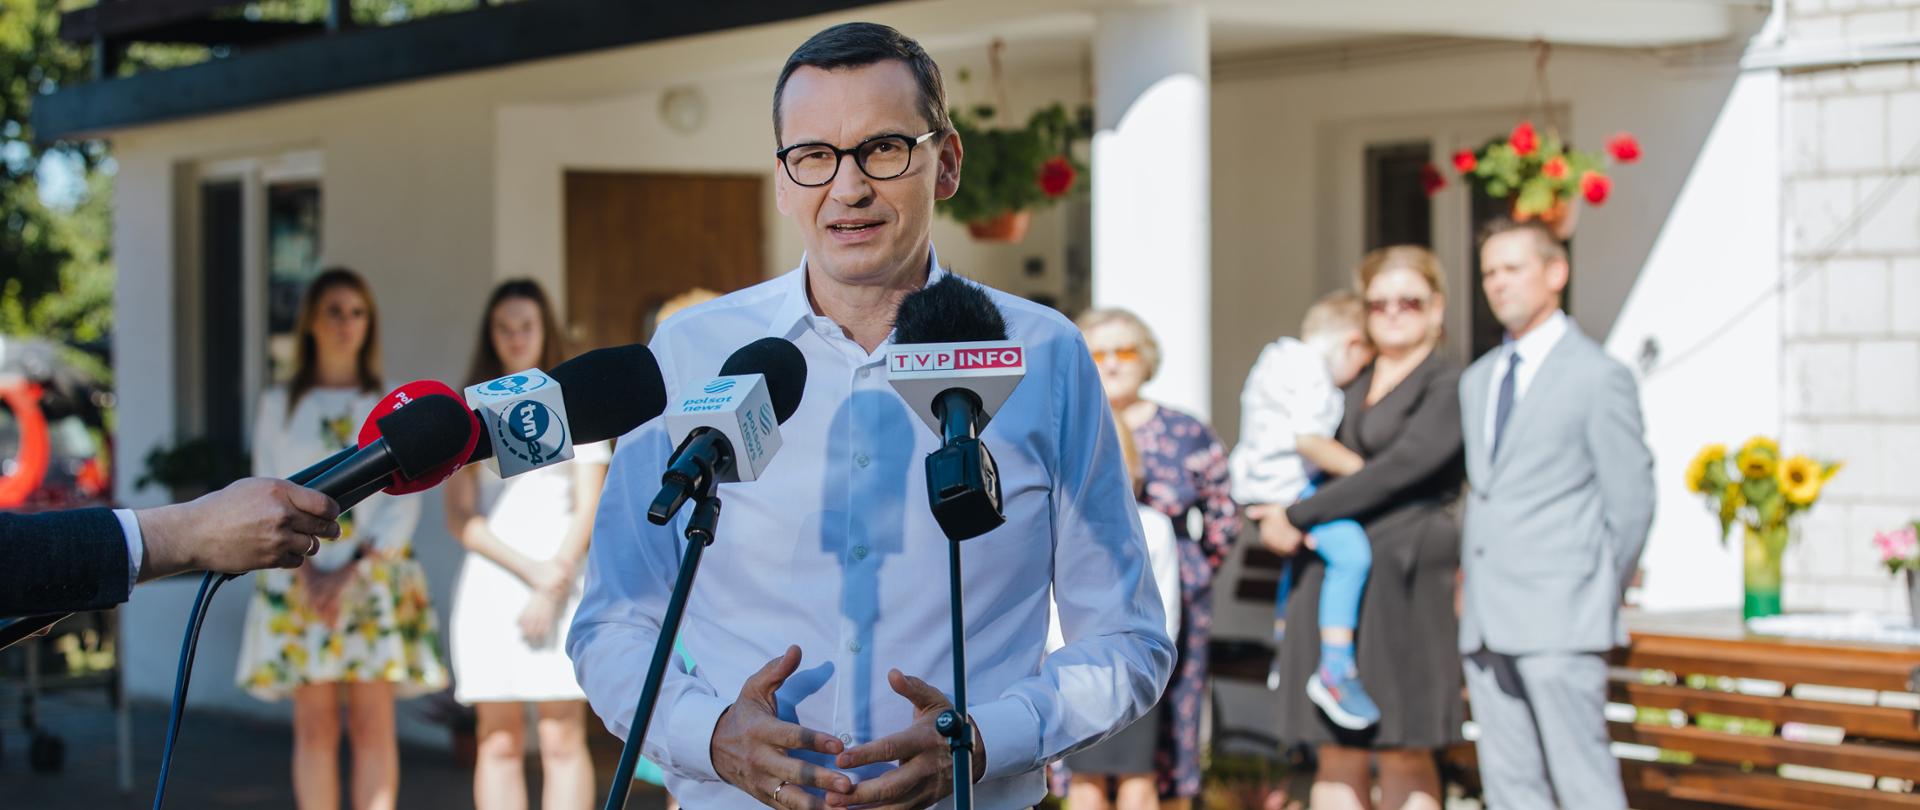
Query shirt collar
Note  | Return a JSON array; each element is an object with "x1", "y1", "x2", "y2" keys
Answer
[
  {"x1": 1504, "y1": 308, "x2": 1570, "y2": 366},
  {"x1": 763, "y1": 244, "x2": 948, "y2": 343}
]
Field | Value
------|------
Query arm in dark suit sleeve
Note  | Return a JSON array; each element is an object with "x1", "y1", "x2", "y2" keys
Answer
[
  {"x1": 1285, "y1": 365, "x2": 1464, "y2": 529},
  {"x1": 1587, "y1": 361, "x2": 1655, "y2": 590},
  {"x1": 0, "y1": 508, "x2": 132, "y2": 618}
]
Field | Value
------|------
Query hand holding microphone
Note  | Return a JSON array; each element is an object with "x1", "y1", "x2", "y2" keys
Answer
[{"x1": 134, "y1": 478, "x2": 343, "y2": 582}]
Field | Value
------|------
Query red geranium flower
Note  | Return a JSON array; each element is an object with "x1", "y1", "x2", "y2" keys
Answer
[
  {"x1": 1452, "y1": 149, "x2": 1477, "y2": 173},
  {"x1": 1580, "y1": 170, "x2": 1612, "y2": 205},
  {"x1": 1510, "y1": 121, "x2": 1538, "y2": 157},
  {"x1": 1420, "y1": 163, "x2": 1446, "y2": 196},
  {"x1": 1607, "y1": 132, "x2": 1641, "y2": 163},
  {"x1": 1037, "y1": 156, "x2": 1076, "y2": 198},
  {"x1": 1542, "y1": 156, "x2": 1569, "y2": 180}
]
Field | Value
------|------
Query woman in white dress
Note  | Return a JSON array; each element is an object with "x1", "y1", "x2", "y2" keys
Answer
[
  {"x1": 237, "y1": 268, "x2": 446, "y2": 810},
  {"x1": 443, "y1": 279, "x2": 608, "y2": 810}
]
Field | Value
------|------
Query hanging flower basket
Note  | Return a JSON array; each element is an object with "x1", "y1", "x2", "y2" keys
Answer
[
  {"x1": 965, "y1": 210, "x2": 1032, "y2": 243},
  {"x1": 1437, "y1": 121, "x2": 1639, "y2": 238}
]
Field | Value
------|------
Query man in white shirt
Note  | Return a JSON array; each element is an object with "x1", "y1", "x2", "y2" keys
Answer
[{"x1": 567, "y1": 22, "x2": 1175, "y2": 810}]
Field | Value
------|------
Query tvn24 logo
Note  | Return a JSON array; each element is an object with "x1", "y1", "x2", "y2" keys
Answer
[{"x1": 888, "y1": 346, "x2": 1024, "y2": 373}]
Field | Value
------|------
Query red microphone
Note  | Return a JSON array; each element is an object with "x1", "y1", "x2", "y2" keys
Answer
[{"x1": 357, "y1": 380, "x2": 482, "y2": 495}]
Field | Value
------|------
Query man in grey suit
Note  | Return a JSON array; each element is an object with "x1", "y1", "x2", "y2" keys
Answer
[{"x1": 1459, "y1": 219, "x2": 1655, "y2": 809}]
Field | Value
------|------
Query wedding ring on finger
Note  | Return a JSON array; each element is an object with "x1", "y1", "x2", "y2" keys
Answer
[
  {"x1": 306, "y1": 535, "x2": 320, "y2": 556},
  {"x1": 773, "y1": 781, "x2": 790, "y2": 801}
]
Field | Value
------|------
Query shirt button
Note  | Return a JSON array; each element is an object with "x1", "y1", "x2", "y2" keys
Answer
[
  {"x1": 852, "y1": 545, "x2": 869, "y2": 561},
  {"x1": 855, "y1": 453, "x2": 871, "y2": 468},
  {"x1": 849, "y1": 640, "x2": 863, "y2": 653},
  {"x1": 839, "y1": 733, "x2": 854, "y2": 746},
  {"x1": 858, "y1": 367, "x2": 871, "y2": 379}
]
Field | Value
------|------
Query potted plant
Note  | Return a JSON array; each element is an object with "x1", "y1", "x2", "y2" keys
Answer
[
  {"x1": 938, "y1": 100, "x2": 1090, "y2": 242},
  {"x1": 1442, "y1": 121, "x2": 1640, "y2": 238},
  {"x1": 1686, "y1": 436, "x2": 1842, "y2": 620},
  {"x1": 1872, "y1": 523, "x2": 1920, "y2": 625}
]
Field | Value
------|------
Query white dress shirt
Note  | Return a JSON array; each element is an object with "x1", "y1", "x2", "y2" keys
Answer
[
  {"x1": 568, "y1": 248, "x2": 1175, "y2": 810},
  {"x1": 1485, "y1": 309, "x2": 1570, "y2": 443},
  {"x1": 1228, "y1": 337, "x2": 1344, "y2": 505},
  {"x1": 114, "y1": 508, "x2": 143, "y2": 588}
]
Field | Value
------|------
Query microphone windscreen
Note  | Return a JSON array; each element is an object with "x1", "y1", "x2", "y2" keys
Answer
[
  {"x1": 376, "y1": 394, "x2": 478, "y2": 480},
  {"x1": 718, "y1": 337, "x2": 807, "y2": 423},
  {"x1": 551, "y1": 344, "x2": 668, "y2": 442},
  {"x1": 891, "y1": 273, "x2": 1008, "y2": 345}
]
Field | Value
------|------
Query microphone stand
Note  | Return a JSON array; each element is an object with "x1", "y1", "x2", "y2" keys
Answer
[
  {"x1": 936, "y1": 529, "x2": 976, "y2": 810},
  {"x1": 602, "y1": 490, "x2": 723, "y2": 810},
  {"x1": 923, "y1": 389, "x2": 1001, "y2": 810}
]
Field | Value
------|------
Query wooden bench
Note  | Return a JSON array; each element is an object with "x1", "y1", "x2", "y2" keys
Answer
[{"x1": 1213, "y1": 547, "x2": 1920, "y2": 808}]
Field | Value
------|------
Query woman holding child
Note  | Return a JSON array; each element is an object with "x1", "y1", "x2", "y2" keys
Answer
[{"x1": 1265, "y1": 246, "x2": 1467, "y2": 810}]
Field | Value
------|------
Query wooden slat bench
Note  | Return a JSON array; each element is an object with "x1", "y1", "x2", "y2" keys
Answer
[{"x1": 1212, "y1": 544, "x2": 1920, "y2": 808}]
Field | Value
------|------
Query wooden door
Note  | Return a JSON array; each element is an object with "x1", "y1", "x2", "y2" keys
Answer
[{"x1": 563, "y1": 171, "x2": 765, "y2": 350}]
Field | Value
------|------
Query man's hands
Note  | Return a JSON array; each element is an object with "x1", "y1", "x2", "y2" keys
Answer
[
  {"x1": 1247, "y1": 504, "x2": 1308, "y2": 556},
  {"x1": 826, "y1": 669, "x2": 984, "y2": 810},
  {"x1": 136, "y1": 478, "x2": 340, "y2": 583},
  {"x1": 712, "y1": 646, "x2": 852, "y2": 809}
]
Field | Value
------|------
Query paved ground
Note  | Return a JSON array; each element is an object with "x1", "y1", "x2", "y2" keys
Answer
[{"x1": 0, "y1": 690, "x2": 668, "y2": 809}]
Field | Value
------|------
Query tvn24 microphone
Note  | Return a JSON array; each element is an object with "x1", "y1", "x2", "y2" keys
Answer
[
  {"x1": 464, "y1": 344, "x2": 666, "y2": 469},
  {"x1": 887, "y1": 274, "x2": 1027, "y2": 541},
  {"x1": 647, "y1": 338, "x2": 807, "y2": 525}
]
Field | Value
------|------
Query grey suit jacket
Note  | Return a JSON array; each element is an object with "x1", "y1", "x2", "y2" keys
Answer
[{"x1": 1458, "y1": 324, "x2": 1654, "y2": 655}]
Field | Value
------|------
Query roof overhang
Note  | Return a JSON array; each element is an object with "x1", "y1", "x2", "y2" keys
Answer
[{"x1": 32, "y1": 0, "x2": 889, "y2": 142}]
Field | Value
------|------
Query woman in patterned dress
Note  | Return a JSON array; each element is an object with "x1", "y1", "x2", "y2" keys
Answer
[
  {"x1": 1078, "y1": 308, "x2": 1239, "y2": 807},
  {"x1": 235, "y1": 268, "x2": 447, "y2": 810}
]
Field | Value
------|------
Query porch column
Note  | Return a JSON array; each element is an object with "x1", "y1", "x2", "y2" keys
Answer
[{"x1": 1092, "y1": 1, "x2": 1211, "y2": 419}]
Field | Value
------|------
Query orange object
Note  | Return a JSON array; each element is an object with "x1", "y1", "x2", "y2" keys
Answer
[{"x1": 0, "y1": 382, "x2": 50, "y2": 507}]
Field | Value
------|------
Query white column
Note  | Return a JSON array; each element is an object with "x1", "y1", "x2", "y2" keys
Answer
[{"x1": 1092, "y1": 2, "x2": 1211, "y2": 419}]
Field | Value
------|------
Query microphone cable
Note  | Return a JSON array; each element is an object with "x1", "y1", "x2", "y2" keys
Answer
[{"x1": 150, "y1": 569, "x2": 239, "y2": 810}]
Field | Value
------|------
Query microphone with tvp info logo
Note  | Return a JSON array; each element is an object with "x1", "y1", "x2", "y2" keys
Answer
[{"x1": 884, "y1": 273, "x2": 1028, "y2": 810}]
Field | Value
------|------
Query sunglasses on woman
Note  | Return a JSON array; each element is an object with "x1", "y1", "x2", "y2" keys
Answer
[
  {"x1": 1366, "y1": 296, "x2": 1428, "y2": 316},
  {"x1": 1091, "y1": 347, "x2": 1144, "y2": 364}
]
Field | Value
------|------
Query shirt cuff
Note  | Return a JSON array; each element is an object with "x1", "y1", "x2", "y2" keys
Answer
[
  {"x1": 114, "y1": 508, "x2": 144, "y2": 587},
  {"x1": 970, "y1": 695, "x2": 1040, "y2": 783},
  {"x1": 662, "y1": 689, "x2": 731, "y2": 782}
]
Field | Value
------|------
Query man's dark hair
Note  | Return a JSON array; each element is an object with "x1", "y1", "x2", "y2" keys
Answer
[
  {"x1": 772, "y1": 22, "x2": 951, "y2": 144},
  {"x1": 1477, "y1": 217, "x2": 1568, "y2": 265}
]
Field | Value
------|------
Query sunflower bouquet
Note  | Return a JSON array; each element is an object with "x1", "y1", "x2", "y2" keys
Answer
[{"x1": 1686, "y1": 436, "x2": 1842, "y2": 619}]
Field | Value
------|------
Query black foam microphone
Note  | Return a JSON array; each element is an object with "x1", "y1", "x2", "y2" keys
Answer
[
  {"x1": 886, "y1": 275, "x2": 1028, "y2": 541},
  {"x1": 647, "y1": 338, "x2": 808, "y2": 525},
  {"x1": 306, "y1": 394, "x2": 476, "y2": 511},
  {"x1": 464, "y1": 344, "x2": 667, "y2": 466}
]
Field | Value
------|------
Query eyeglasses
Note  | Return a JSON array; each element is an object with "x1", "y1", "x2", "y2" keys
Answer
[
  {"x1": 1366, "y1": 296, "x2": 1429, "y2": 316},
  {"x1": 775, "y1": 130, "x2": 940, "y2": 187},
  {"x1": 1091, "y1": 347, "x2": 1143, "y2": 365}
]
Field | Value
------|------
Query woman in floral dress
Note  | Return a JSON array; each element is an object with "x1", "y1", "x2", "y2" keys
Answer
[
  {"x1": 1078, "y1": 309, "x2": 1239, "y2": 808},
  {"x1": 236, "y1": 268, "x2": 446, "y2": 810}
]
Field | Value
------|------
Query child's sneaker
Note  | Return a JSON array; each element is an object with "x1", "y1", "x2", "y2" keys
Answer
[{"x1": 1307, "y1": 665, "x2": 1380, "y2": 730}]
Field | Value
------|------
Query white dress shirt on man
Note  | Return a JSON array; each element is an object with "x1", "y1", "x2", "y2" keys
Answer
[
  {"x1": 568, "y1": 248, "x2": 1175, "y2": 810},
  {"x1": 1484, "y1": 308, "x2": 1570, "y2": 443}
]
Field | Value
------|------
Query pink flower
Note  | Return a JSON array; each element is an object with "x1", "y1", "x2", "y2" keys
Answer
[
  {"x1": 1452, "y1": 149, "x2": 1477, "y2": 174},
  {"x1": 1874, "y1": 526, "x2": 1918, "y2": 564},
  {"x1": 1542, "y1": 156, "x2": 1569, "y2": 180}
]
